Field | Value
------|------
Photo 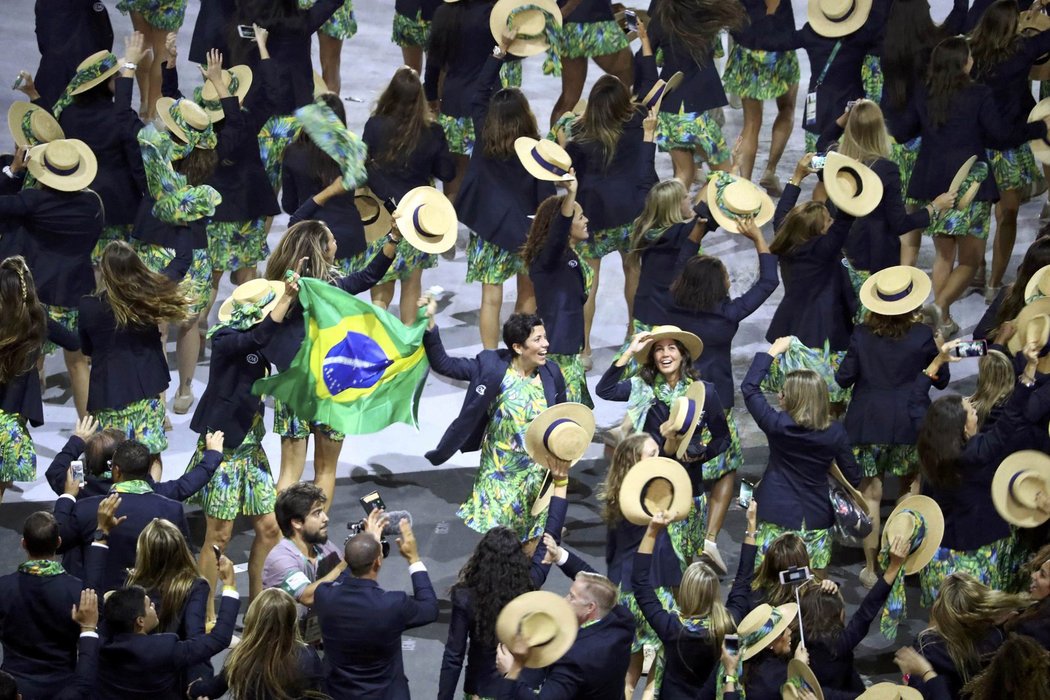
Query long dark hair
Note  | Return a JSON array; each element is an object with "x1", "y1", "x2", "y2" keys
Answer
[
  {"x1": 0, "y1": 257, "x2": 46, "y2": 385},
  {"x1": 296, "y1": 93, "x2": 344, "y2": 188},
  {"x1": 428, "y1": 0, "x2": 483, "y2": 69},
  {"x1": 969, "y1": 0, "x2": 1021, "y2": 79},
  {"x1": 798, "y1": 581, "x2": 846, "y2": 652},
  {"x1": 993, "y1": 237, "x2": 1050, "y2": 331},
  {"x1": 451, "y1": 527, "x2": 533, "y2": 647},
  {"x1": 926, "y1": 36, "x2": 972, "y2": 129},
  {"x1": 963, "y1": 634, "x2": 1050, "y2": 700},
  {"x1": 483, "y1": 88, "x2": 539, "y2": 160},
  {"x1": 652, "y1": 0, "x2": 747, "y2": 66},
  {"x1": 520, "y1": 195, "x2": 567, "y2": 266},
  {"x1": 671, "y1": 256, "x2": 728, "y2": 313},
  {"x1": 882, "y1": 0, "x2": 940, "y2": 113},
  {"x1": 371, "y1": 67, "x2": 430, "y2": 166},
  {"x1": 575, "y1": 76, "x2": 636, "y2": 170},
  {"x1": 638, "y1": 340, "x2": 700, "y2": 386},
  {"x1": 917, "y1": 395, "x2": 967, "y2": 489}
]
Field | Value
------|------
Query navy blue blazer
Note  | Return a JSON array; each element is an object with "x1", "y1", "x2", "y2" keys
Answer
[
  {"x1": 33, "y1": 0, "x2": 113, "y2": 107},
  {"x1": 911, "y1": 627, "x2": 1005, "y2": 699},
  {"x1": 766, "y1": 183, "x2": 855, "y2": 351},
  {"x1": 188, "y1": 0, "x2": 234, "y2": 63},
  {"x1": 191, "y1": 316, "x2": 280, "y2": 449},
  {"x1": 262, "y1": 251, "x2": 394, "y2": 371},
  {"x1": 96, "y1": 591, "x2": 237, "y2": 700},
  {"x1": 395, "y1": 0, "x2": 443, "y2": 20},
  {"x1": 977, "y1": 32, "x2": 1050, "y2": 145},
  {"x1": 891, "y1": 83, "x2": 1046, "y2": 202},
  {"x1": 807, "y1": 577, "x2": 892, "y2": 692},
  {"x1": 632, "y1": 218, "x2": 707, "y2": 326},
  {"x1": 835, "y1": 324, "x2": 947, "y2": 446},
  {"x1": 424, "y1": 1, "x2": 498, "y2": 118},
  {"x1": 732, "y1": 0, "x2": 795, "y2": 51},
  {"x1": 314, "y1": 568, "x2": 440, "y2": 700},
  {"x1": 53, "y1": 488, "x2": 194, "y2": 591},
  {"x1": 438, "y1": 495, "x2": 568, "y2": 700},
  {"x1": 423, "y1": 326, "x2": 567, "y2": 464},
  {"x1": 45, "y1": 434, "x2": 221, "y2": 501},
  {"x1": 659, "y1": 252, "x2": 780, "y2": 409},
  {"x1": 0, "y1": 188, "x2": 103, "y2": 308},
  {"x1": 530, "y1": 213, "x2": 587, "y2": 356},
  {"x1": 0, "y1": 566, "x2": 83, "y2": 699},
  {"x1": 456, "y1": 57, "x2": 556, "y2": 252},
  {"x1": 189, "y1": 644, "x2": 324, "y2": 700},
  {"x1": 362, "y1": 116, "x2": 456, "y2": 202},
  {"x1": 499, "y1": 550, "x2": 635, "y2": 700},
  {"x1": 54, "y1": 77, "x2": 145, "y2": 226},
  {"x1": 645, "y1": 3, "x2": 727, "y2": 115},
  {"x1": 1, "y1": 320, "x2": 78, "y2": 427},
  {"x1": 743, "y1": 353, "x2": 861, "y2": 530}
]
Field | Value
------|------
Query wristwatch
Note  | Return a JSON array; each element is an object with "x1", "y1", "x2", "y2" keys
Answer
[
  {"x1": 723, "y1": 674, "x2": 738, "y2": 684},
  {"x1": 122, "y1": 62, "x2": 138, "y2": 72},
  {"x1": 92, "y1": 529, "x2": 108, "y2": 542},
  {"x1": 384, "y1": 231, "x2": 401, "y2": 246}
]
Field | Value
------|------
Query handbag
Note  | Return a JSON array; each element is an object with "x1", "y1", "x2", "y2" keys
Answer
[{"x1": 827, "y1": 462, "x2": 872, "y2": 547}]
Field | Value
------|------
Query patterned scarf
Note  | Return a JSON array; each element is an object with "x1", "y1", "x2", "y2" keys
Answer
[
  {"x1": 712, "y1": 171, "x2": 761, "y2": 223},
  {"x1": 112, "y1": 480, "x2": 153, "y2": 495},
  {"x1": 294, "y1": 101, "x2": 368, "y2": 190},
  {"x1": 878, "y1": 510, "x2": 927, "y2": 640},
  {"x1": 166, "y1": 99, "x2": 217, "y2": 151},
  {"x1": 626, "y1": 374, "x2": 693, "y2": 432},
  {"x1": 506, "y1": 4, "x2": 560, "y2": 43},
  {"x1": 192, "y1": 72, "x2": 242, "y2": 115},
  {"x1": 18, "y1": 559, "x2": 65, "y2": 577},
  {"x1": 52, "y1": 52, "x2": 117, "y2": 119},
  {"x1": 207, "y1": 288, "x2": 277, "y2": 338},
  {"x1": 137, "y1": 124, "x2": 222, "y2": 225},
  {"x1": 710, "y1": 606, "x2": 787, "y2": 700},
  {"x1": 20, "y1": 110, "x2": 48, "y2": 147}
]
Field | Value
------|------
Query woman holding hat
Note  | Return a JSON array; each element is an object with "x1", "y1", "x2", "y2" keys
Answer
[
  {"x1": 262, "y1": 219, "x2": 398, "y2": 502},
  {"x1": 79, "y1": 240, "x2": 192, "y2": 470},
  {"x1": 0, "y1": 138, "x2": 104, "y2": 420},
  {"x1": 362, "y1": 65, "x2": 455, "y2": 325},
  {"x1": 711, "y1": 601, "x2": 805, "y2": 699},
  {"x1": 185, "y1": 270, "x2": 304, "y2": 624},
  {"x1": 457, "y1": 45, "x2": 552, "y2": 350},
  {"x1": 392, "y1": 0, "x2": 443, "y2": 74},
  {"x1": 742, "y1": 337, "x2": 862, "y2": 573},
  {"x1": 834, "y1": 266, "x2": 948, "y2": 587}
]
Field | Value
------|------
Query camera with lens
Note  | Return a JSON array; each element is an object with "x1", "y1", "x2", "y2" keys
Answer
[{"x1": 346, "y1": 519, "x2": 390, "y2": 558}]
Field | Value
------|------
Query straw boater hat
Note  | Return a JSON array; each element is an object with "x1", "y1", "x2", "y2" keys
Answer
[
  {"x1": 706, "y1": 172, "x2": 775, "y2": 233},
  {"x1": 642, "y1": 72, "x2": 684, "y2": 110},
  {"x1": 1006, "y1": 298, "x2": 1050, "y2": 355},
  {"x1": 354, "y1": 188, "x2": 394, "y2": 243},
  {"x1": 217, "y1": 278, "x2": 285, "y2": 324},
  {"x1": 993, "y1": 450, "x2": 1050, "y2": 528},
  {"x1": 197, "y1": 65, "x2": 253, "y2": 120},
  {"x1": 394, "y1": 186, "x2": 459, "y2": 254},
  {"x1": 26, "y1": 139, "x2": 97, "y2": 192},
  {"x1": 70, "y1": 50, "x2": 121, "y2": 95},
  {"x1": 859, "y1": 266, "x2": 931, "y2": 317},
  {"x1": 618, "y1": 457, "x2": 693, "y2": 526},
  {"x1": 882, "y1": 495, "x2": 944, "y2": 575},
  {"x1": 156, "y1": 97, "x2": 215, "y2": 149},
  {"x1": 7, "y1": 103, "x2": 64, "y2": 148},
  {"x1": 667, "y1": 382, "x2": 706, "y2": 460},
  {"x1": 527, "y1": 403, "x2": 595, "y2": 515},
  {"x1": 737, "y1": 603, "x2": 798, "y2": 660},
  {"x1": 312, "y1": 71, "x2": 328, "y2": 98},
  {"x1": 947, "y1": 156, "x2": 981, "y2": 210},
  {"x1": 496, "y1": 591, "x2": 578, "y2": 668},
  {"x1": 489, "y1": 0, "x2": 563, "y2": 57},
  {"x1": 782, "y1": 659, "x2": 824, "y2": 700},
  {"x1": 822, "y1": 151, "x2": 884, "y2": 217},
  {"x1": 515, "y1": 137, "x2": 575, "y2": 182},
  {"x1": 1024, "y1": 264, "x2": 1050, "y2": 302},
  {"x1": 808, "y1": 0, "x2": 873, "y2": 38},
  {"x1": 1020, "y1": 9, "x2": 1050, "y2": 81},
  {"x1": 857, "y1": 684, "x2": 923, "y2": 700},
  {"x1": 1028, "y1": 98, "x2": 1050, "y2": 165},
  {"x1": 636, "y1": 325, "x2": 703, "y2": 365}
]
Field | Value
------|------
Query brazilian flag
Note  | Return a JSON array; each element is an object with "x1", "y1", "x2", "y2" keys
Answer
[{"x1": 253, "y1": 278, "x2": 429, "y2": 435}]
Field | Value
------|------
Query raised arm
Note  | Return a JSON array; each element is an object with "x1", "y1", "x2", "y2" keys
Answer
[
  {"x1": 742, "y1": 345, "x2": 790, "y2": 434},
  {"x1": 423, "y1": 325, "x2": 481, "y2": 382}
]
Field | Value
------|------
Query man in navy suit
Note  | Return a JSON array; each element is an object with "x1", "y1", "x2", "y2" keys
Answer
[
  {"x1": 496, "y1": 547, "x2": 634, "y2": 699},
  {"x1": 53, "y1": 437, "x2": 217, "y2": 590},
  {"x1": 313, "y1": 518, "x2": 439, "y2": 699}
]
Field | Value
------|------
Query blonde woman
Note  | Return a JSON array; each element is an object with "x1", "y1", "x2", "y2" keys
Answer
[
  {"x1": 742, "y1": 337, "x2": 861, "y2": 573},
  {"x1": 188, "y1": 588, "x2": 325, "y2": 699},
  {"x1": 967, "y1": 350, "x2": 1014, "y2": 429}
]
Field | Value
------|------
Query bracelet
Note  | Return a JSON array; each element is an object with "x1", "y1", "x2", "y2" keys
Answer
[
  {"x1": 552, "y1": 478, "x2": 569, "y2": 487},
  {"x1": 384, "y1": 231, "x2": 401, "y2": 246},
  {"x1": 922, "y1": 670, "x2": 937, "y2": 681},
  {"x1": 80, "y1": 625, "x2": 97, "y2": 631},
  {"x1": 922, "y1": 366, "x2": 939, "y2": 379},
  {"x1": 1021, "y1": 373, "x2": 1036, "y2": 387},
  {"x1": 723, "y1": 674, "x2": 738, "y2": 684},
  {"x1": 122, "y1": 62, "x2": 137, "y2": 71},
  {"x1": 744, "y1": 529, "x2": 757, "y2": 538},
  {"x1": 787, "y1": 178, "x2": 800, "y2": 187},
  {"x1": 222, "y1": 584, "x2": 237, "y2": 593}
]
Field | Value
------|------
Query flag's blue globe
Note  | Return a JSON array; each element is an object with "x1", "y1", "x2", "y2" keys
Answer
[{"x1": 322, "y1": 331, "x2": 394, "y2": 395}]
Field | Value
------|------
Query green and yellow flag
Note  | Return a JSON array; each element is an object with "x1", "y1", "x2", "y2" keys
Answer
[{"x1": 253, "y1": 278, "x2": 429, "y2": 435}]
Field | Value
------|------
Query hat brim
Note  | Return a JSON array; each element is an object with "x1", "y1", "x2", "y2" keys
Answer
[
  {"x1": 706, "y1": 175, "x2": 775, "y2": 233},
  {"x1": 216, "y1": 280, "x2": 285, "y2": 324},
  {"x1": 637, "y1": 328, "x2": 704, "y2": 365},
  {"x1": 642, "y1": 71, "x2": 683, "y2": 108},
  {"x1": 1029, "y1": 98, "x2": 1050, "y2": 164},
  {"x1": 515, "y1": 137, "x2": 575, "y2": 182},
  {"x1": 741, "y1": 602, "x2": 798, "y2": 660},
  {"x1": 394, "y1": 186, "x2": 459, "y2": 254},
  {"x1": 823, "y1": 152, "x2": 884, "y2": 217},
  {"x1": 200, "y1": 65, "x2": 254, "y2": 121},
  {"x1": 618, "y1": 457, "x2": 693, "y2": 526},
  {"x1": 782, "y1": 660, "x2": 824, "y2": 700},
  {"x1": 882, "y1": 495, "x2": 944, "y2": 575},
  {"x1": 524, "y1": 402, "x2": 596, "y2": 465},
  {"x1": 26, "y1": 139, "x2": 98, "y2": 192},
  {"x1": 948, "y1": 155, "x2": 976, "y2": 201},
  {"x1": 489, "y1": 0, "x2": 563, "y2": 57},
  {"x1": 70, "y1": 56, "x2": 120, "y2": 96},
  {"x1": 496, "y1": 591, "x2": 578, "y2": 668},
  {"x1": 1007, "y1": 297, "x2": 1050, "y2": 354},
  {"x1": 8, "y1": 102, "x2": 63, "y2": 148},
  {"x1": 670, "y1": 382, "x2": 706, "y2": 460},
  {"x1": 807, "y1": 0, "x2": 873, "y2": 38},
  {"x1": 992, "y1": 450, "x2": 1050, "y2": 528},
  {"x1": 859, "y1": 266, "x2": 931, "y2": 317},
  {"x1": 157, "y1": 97, "x2": 213, "y2": 149},
  {"x1": 1023, "y1": 264, "x2": 1050, "y2": 303},
  {"x1": 355, "y1": 187, "x2": 394, "y2": 243},
  {"x1": 858, "y1": 683, "x2": 924, "y2": 700}
]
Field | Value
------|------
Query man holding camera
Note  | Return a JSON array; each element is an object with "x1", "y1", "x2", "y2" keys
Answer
[{"x1": 313, "y1": 515, "x2": 439, "y2": 699}]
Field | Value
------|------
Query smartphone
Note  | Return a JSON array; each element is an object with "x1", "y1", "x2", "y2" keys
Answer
[
  {"x1": 360, "y1": 490, "x2": 386, "y2": 514},
  {"x1": 70, "y1": 460, "x2": 84, "y2": 485},
  {"x1": 737, "y1": 479, "x2": 754, "y2": 509},
  {"x1": 211, "y1": 544, "x2": 222, "y2": 561},
  {"x1": 810, "y1": 154, "x2": 827, "y2": 170},
  {"x1": 236, "y1": 24, "x2": 256, "y2": 39},
  {"x1": 724, "y1": 634, "x2": 739, "y2": 655},
  {"x1": 12, "y1": 74, "x2": 24, "y2": 90},
  {"x1": 383, "y1": 197, "x2": 398, "y2": 215},
  {"x1": 845, "y1": 99, "x2": 860, "y2": 112},
  {"x1": 623, "y1": 9, "x2": 638, "y2": 33},
  {"x1": 779, "y1": 565, "x2": 813, "y2": 585},
  {"x1": 951, "y1": 339, "x2": 987, "y2": 358}
]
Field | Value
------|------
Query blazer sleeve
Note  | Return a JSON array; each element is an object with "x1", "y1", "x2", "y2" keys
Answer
[
  {"x1": 471, "y1": 56, "x2": 504, "y2": 136},
  {"x1": 430, "y1": 125, "x2": 456, "y2": 184},
  {"x1": 595, "y1": 362, "x2": 633, "y2": 402},
  {"x1": 816, "y1": 121, "x2": 845, "y2": 154},
  {"x1": 153, "y1": 450, "x2": 222, "y2": 502},
  {"x1": 980, "y1": 88, "x2": 1046, "y2": 150},
  {"x1": 55, "y1": 633, "x2": 100, "y2": 700},
  {"x1": 742, "y1": 353, "x2": 784, "y2": 435},
  {"x1": 403, "y1": 570, "x2": 441, "y2": 629},
  {"x1": 0, "y1": 192, "x2": 31, "y2": 219},
  {"x1": 530, "y1": 495, "x2": 568, "y2": 587},
  {"x1": 888, "y1": 93, "x2": 922, "y2": 144},
  {"x1": 810, "y1": 210, "x2": 854, "y2": 260},
  {"x1": 46, "y1": 435, "x2": 86, "y2": 497},
  {"x1": 535, "y1": 214, "x2": 572, "y2": 272},
  {"x1": 833, "y1": 425, "x2": 862, "y2": 487},
  {"x1": 559, "y1": 549, "x2": 598, "y2": 580},
  {"x1": 726, "y1": 542, "x2": 758, "y2": 621},
  {"x1": 335, "y1": 248, "x2": 395, "y2": 293},
  {"x1": 53, "y1": 496, "x2": 85, "y2": 553},
  {"x1": 182, "y1": 578, "x2": 210, "y2": 639},
  {"x1": 968, "y1": 379, "x2": 1034, "y2": 466},
  {"x1": 84, "y1": 542, "x2": 107, "y2": 592},
  {"x1": 670, "y1": 223, "x2": 702, "y2": 278},
  {"x1": 834, "y1": 332, "x2": 860, "y2": 389},
  {"x1": 47, "y1": 317, "x2": 81, "y2": 352},
  {"x1": 634, "y1": 52, "x2": 659, "y2": 97},
  {"x1": 438, "y1": 590, "x2": 470, "y2": 700},
  {"x1": 879, "y1": 162, "x2": 930, "y2": 233},
  {"x1": 773, "y1": 183, "x2": 802, "y2": 231},
  {"x1": 289, "y1": 193, "x2": 323, "y2": 225},
  {"x1": 188, "y1": 670, "x2": 230, "y2": 700},
  {"x1": 281, "y1": 159, "x2": 301, "y2": 215},
  {"x1": 835, "y1": 577, "x2": 891, "y2": 657},
  {"x1": 631, "y1": 552, "x2": 696, "y2": 644},
  {"x1": 723, "y1": 253, "x2": 780, "y2": 323},
  {"x1": 423, "y1": 327, "x2": 480, "y2": 381},
  {"x1": 160, "y1": 63, "x2": 182, "y2": 99},
  {"x1": 114, "y1": 76, "x2": 137, "y2": 109},
  {"x1": 305, "y1": 0, "x2": 342, "y2": 33},
  {"x1": 173, "y1": 592, "x2": 237, "y2": 668}
]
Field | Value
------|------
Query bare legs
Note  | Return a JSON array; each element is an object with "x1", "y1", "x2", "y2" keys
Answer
[
  {"x1": 173, "y1": 316, "x2": 200, "y2": 410},
  {"x1": 371, "y1": 269, "x2": 426, "y2": 326},
  {"x1": 548, "y1": 49, "x2": 632, "y2": 128},
  {"x1": 65, "y1": 349, "x2": 90, "y2": 419},
  {"x1": 199, "y1": 512, "x2": 282, "y2": 619},
  {"x1": 481, "y1": 275, "x2": 536, "y2": 349},
  {"x1": 401, "y1": 45, "x2": 424, "y2": 74},
  {"x1": 276, "y1": 431, "x2": 343, "y2": 510},
  {"x1": 582, "y1": 257, "x2": 601, "y2": 357},
  {"x1": 738, "y1": 98, "x2": 764, "y2": 181},
  {"x1": 705, "y1": 472, "x2": 734, "y2": 540},
  {"x1": 989, "y1": 188, "x2": 1021, "y2": 291},
  {"x1": 899, "y1": 224, "x2": 922, "y2": 267},
  {"x1": 318, "y1": 34, "x2": 343, "y2": 94},
  {"x1": 762, "y1": 86, "x2": 798, "y2": 184},
  {"x1": 625, "y1": 652, "x2": 656, "y2": 700},
  {"x1": 933, "y1": 234, "x2": 986, "y2": 324},
  {"x1": 130, "y1": 17, "x2": 169, "y2": 121},
  {"x1": 444, "y1": 155, "x2": 469, "y2": 205}
]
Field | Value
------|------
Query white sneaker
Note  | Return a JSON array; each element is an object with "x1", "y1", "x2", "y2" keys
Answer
[{"x1": 859, "y1": 567, "x2": 878, "y2": 589}]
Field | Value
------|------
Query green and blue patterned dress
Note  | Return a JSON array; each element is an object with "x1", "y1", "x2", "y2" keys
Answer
[
  {"x1": 722, "y1": 45, "x2": 800, "y2": 100},
  {"x1": 116, "y1": 0, "x2": 186, "y2": 30},
  {"x1": 754, "y1": 520, "x2": 832, "y2": 570},
  {"x1": 185, "y1": 415, "x2": 276, "y2": 520},
  {"x1": 298, "y1": 0, "x2": 357, "y2": 39},
  {"x1": 0, "y1": 409, "x2": 36, "y2": 483},
  {"x1": 918, "y1": 533, "x2": 1018, "y2": 606}
]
